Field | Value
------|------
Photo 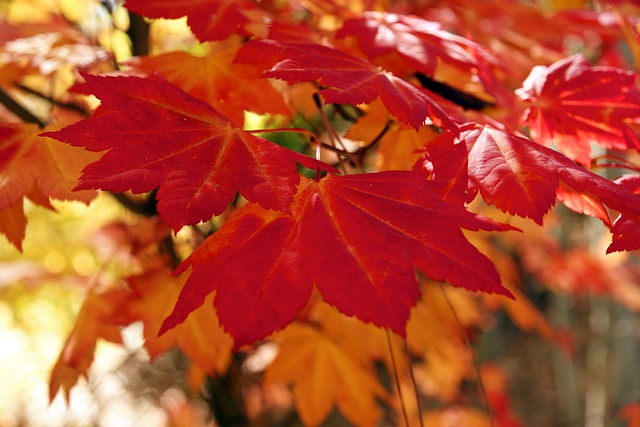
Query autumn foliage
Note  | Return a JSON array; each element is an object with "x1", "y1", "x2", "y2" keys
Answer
[{"x1": 4, "y1": 0, "x2": 640, "y2": 426}]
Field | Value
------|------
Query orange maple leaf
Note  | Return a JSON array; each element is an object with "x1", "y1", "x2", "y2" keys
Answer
[
  {"x1": 49, "y1": 288, "x2": 129, "y2": 402},
  {"x1": 266, "y1": 323, "x2": 388, "y2": 427},
  {"x1": 0, "y1": 123, "x2": 98, "y2": 250},
  {"x1": 126, "y1": 264, "x2": 233, "y2": 376}
]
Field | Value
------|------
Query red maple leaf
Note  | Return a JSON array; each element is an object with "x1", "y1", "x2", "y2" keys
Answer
[
  {"x1": 608, "y1": 175, "x2": 640, "y2": 253},
  {"x1": 124, "y1": 0, "x2": 268, "y2": 41},
  {"x1": 516, "y1": 54, "x2": 640, "y2": 166},
  {"x1": 236, "y1": 40, "x2": 457, "y2": 132},
  {"x1": 420, "y1": 124, "x2": 640, "y2": 229},
  {"x1": 42, "y1": 73, "x2": 334, "y2": 231},
  {"x1": 125, "y1": 44, "x2": 291, "y2": 127},
  {"x1": 160, "y1": 171, "x2": 513, "y2": 348},
  {"x1": 337, "y1": 11, "x2": 494, "y2": 77}
]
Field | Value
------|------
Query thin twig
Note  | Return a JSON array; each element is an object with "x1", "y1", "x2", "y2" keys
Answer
[
  {"x1": 313, "y1": 93, "x2": 354, "y2": 172},
  {"x1": 387, "y1": 330, "x2": 411, "y2": 427},
  {"x1": 439, "y1": 283, "x2": 495, "y2": 427},
  {"x1": 352, "y1": 119, "x2": 393, "y2": 166},
  {"x1": 244, "y1": 127, "x2": 316, "y2": 138},
  {"x1": 591, "y1": 154, "x2": 640, "y2": 173}
]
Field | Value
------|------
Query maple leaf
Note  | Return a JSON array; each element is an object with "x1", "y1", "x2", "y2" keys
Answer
[
  {"x1": 607, "y1": 175, "x2": 640, "y2": 253},
  {"x1": 125, "y1": 43, "x2": 290, "y2": 126},
  {"x1": 124, "y1": 0, "x2": 268, "y2": 42},
  {"x1": 49, "y1": 288, "x2": 130, "y2": 401},
  {"x1": 420, "y1": 124, "x2": 640, "y2": 227},
  {"x1": 0, "y1": 200, "x2": 27, "y2": 247},
  {"x1": 235, "y1": 40, "x2": 457, "y2": 131},
  {"x1": 306, "y1": 297, "x2": 408, "y2": 376},
  {"x1": 43, "y1": 73, "x2": 334, "y2": 232},
  {"x1": 126, "y1": 264, "x2": 233, "y2": 376},
  {"x1": 161, "y1": 171, "x2": 513, "y2": 348},
  {"x1": 516, "y1": 54, "x2": 640, "y2": 166},
  {"x1": 266, "y1": 323, "x2": 387, "y2": 427},
  {"x1": 337, "y1": 11, "x2": 493, "y2": 77},
  {"x1": 0, "y1": 123, "x2": 98, "y2": 250}
]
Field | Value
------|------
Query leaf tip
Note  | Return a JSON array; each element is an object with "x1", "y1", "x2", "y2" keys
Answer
[{"x1": 158, "y1": 315, "x2": 178, "y2": 337}]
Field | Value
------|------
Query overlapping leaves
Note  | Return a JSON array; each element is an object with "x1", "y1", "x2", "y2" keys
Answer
[
  {"x1": 43, "y1": 73, "x2": 333, "y2": 231},
  {"x1": 0, "y1": 123, "x2": 98, "y2": 250},
  {"x1": 420, "y1": 124, "x2": 640, "y2": 247},
  {"x1": 337, "y1": 11, "x2": 494, "y2": 77},
  {"x1": 124, "y1": 0, "x2": 269, "y2": 42},
  {"x1": 161, "y1": 171, "x2": 513, "y2": 348},
  {"x1": 236, "y1": 40, "x2": 457, "y2": 131}
]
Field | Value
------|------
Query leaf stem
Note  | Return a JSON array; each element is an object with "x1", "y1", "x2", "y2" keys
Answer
[
  {"x1": 244, "y1": 127, "x2": 316, "y2": 138},
  {"x1": 612, "y1": 4, "x2": 640, "y2": 73},
  {"x1": 591, "y1": 154, "x2": 640, "y2": 174},
  {"x1": 386, "y1": 330, "x2": 411, "y2": 427},
  {"x1": 313, "y1": 93, "x2": 352, "y2": 173},
  {"x1": 403, "y1": 339, "x2": 425, "y2": 427},
  {"x1": 351, "y1": 119, "x2": 392, "y2": 166},
  {"x1": 439, "y1": 283, "x2": 495, "y2": 427}
]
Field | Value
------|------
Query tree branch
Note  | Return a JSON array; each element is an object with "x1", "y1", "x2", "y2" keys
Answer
[
  {"x1": 0, "y1": 86, "x2": 47, "y2": 127},
  {"x1": 15, "y1": 84, "x2": 90, "y2": 117},
  {"x1": 415, "y1": 72, "x2": 494, "y2": 111}
]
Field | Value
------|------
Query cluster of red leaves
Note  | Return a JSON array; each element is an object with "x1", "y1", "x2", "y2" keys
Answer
[{"x1": 4, "y1": 0, "x2": 640, "y2": 425}]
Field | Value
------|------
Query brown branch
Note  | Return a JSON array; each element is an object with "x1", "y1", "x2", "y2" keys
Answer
[
  {"x1": 15, "y1": 84, "x2": 90, "y2": 117},
  {"x1": 0, "y1": 86, "x2": 46, "y2": 127},
  {"x1": 415, "y1": 72, "x2": 494, "y2": 111},
  {"x1": 127, "y1": 11, "x2": 150, "y2": 57},
  {"x1": 110, "y1": 191, "x2": 158, "y2": 217}
]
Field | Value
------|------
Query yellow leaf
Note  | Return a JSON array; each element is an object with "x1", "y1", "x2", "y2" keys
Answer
[
  {"x1": 266, "y1": 323, "x2": 387, "y2": 427},
  {"x1": 309, "y1": 299, "x2": 406, "y2": 375}
]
